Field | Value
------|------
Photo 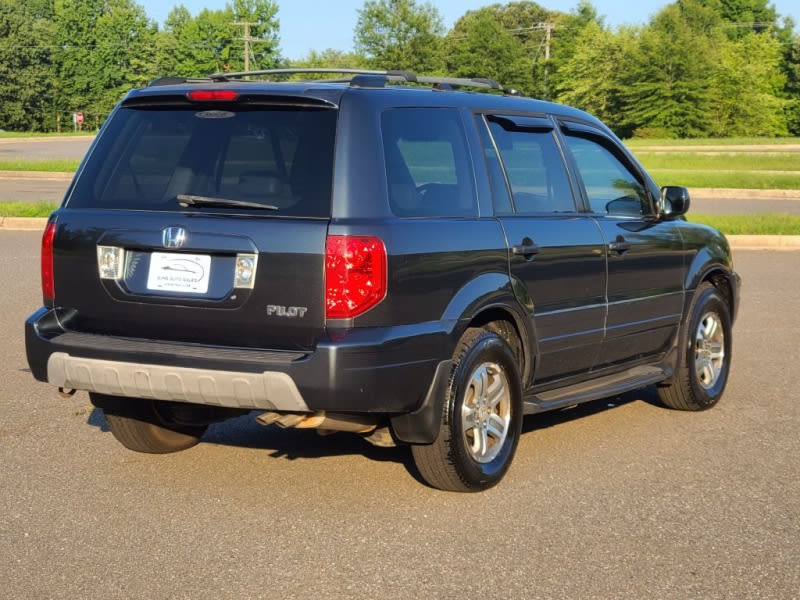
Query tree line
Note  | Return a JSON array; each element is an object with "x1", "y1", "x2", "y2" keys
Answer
[{"x1": 1, "y1": 0, "x2": 798, "y2": 138}]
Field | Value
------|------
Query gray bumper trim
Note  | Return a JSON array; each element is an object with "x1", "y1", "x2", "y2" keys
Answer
[{"x1": 46, "y1": 352, "x2": 309, "y2": 411}]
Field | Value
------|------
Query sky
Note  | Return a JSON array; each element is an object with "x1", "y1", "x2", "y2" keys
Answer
[{"x1": 139, "y1": 0, "x2": 800, "y2": 60}]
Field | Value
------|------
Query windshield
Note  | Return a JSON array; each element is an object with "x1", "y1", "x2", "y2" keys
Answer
[{"x1": 67, "y1": 105, "x2": 337, "y2": 217}]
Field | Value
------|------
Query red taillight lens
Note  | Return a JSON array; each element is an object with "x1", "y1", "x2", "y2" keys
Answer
[
  {"x1": 325, "y1": 235, "x2": 387, "y2": 319},
  {"x1": 41, "y1": 222, "x2": 56, "y2": 305},
  {"x1": 186, "y1": 89, "x2": 239, "y2": 102}
]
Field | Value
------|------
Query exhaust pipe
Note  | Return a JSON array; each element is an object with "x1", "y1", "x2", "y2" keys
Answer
[{"x1": 256, "y1": 411, "x2": 377, "y2": 434}]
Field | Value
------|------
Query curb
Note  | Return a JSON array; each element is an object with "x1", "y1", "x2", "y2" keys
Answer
[
  {"x1": 0, "y1": 170, "x2": 73, "y2": 181},
  {"x1": 0, "y1": 136, "x2": 93, "y2": 145},
  {"x1": 0, "y1": 217, "x2": 48, "y2": 230},
  {"x1": 689, "y1": 188, "x2": 800, "y2": 201},
  {"x1": 1, "y1": 217, "x2": 799, "y2": 250},
  {"x1": 728, "y1": 235, "x2": 800, "y2": 250}
]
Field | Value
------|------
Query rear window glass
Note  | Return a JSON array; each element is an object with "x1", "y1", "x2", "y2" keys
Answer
[
  {"x1": 381, "y1": 108, "x2": 477, "y2": 217},
  {"x1": 68, "y1": 106, "x2": 337, "y2": 217}
]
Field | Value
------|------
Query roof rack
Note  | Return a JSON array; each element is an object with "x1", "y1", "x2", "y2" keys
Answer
[{"x1": 206, "y1": 68, "x2": 516, "y2": 94}]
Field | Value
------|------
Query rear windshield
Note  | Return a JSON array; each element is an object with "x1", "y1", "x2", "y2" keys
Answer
[{"x1": 67, "y1": 105, "x2": 337, "y2": 217}]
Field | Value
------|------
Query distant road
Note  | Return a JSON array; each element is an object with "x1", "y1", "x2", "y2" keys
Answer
[{"x1": 0, "y1": 136, "x2": 93, "y2": 161}]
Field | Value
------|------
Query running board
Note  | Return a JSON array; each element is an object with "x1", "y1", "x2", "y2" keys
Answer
[{"x1": 523, "y1": 365, "x2": 668, "y2": 415}]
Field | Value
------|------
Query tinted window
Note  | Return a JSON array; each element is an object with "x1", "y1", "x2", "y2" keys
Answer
[
  {"x1": 474, "y1": 115, "x2": 513, "y2": 214},
  {"x1": 486, "y1": 120, "x2": 575, "y2": 214},
  {"x1": 563, "y1": 134, "x2": 648, "y2": 216},
  {"x1": 68, "y1": 106, "x2": 337, "y2": 217},
  {"x1": 382, "y1": 108, "x2": 477, "y2": 217}
]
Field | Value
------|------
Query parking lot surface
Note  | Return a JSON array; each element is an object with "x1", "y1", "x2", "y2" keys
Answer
[{"x1": 1, "y1": 231, "x2": 797, "y2": 598}]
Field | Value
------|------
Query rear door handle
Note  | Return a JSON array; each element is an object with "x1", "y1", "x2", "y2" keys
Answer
[
  {"x1": 608, "y1": 236, "x2": 631, "y2": 255},
  {"x1": 512, "y1": 238, "x2": 540, "y2": 258}
]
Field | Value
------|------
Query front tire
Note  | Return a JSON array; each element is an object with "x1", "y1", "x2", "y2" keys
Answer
[
  {"x1": 658, "y1": 282, "x2": 732, "y2": 411},
  {"x1": 91, "y1": 394, "x2": 208, "y2": 454},
  {"x1": 412, "y1": 327, "x2": 523, "y2": 492}
]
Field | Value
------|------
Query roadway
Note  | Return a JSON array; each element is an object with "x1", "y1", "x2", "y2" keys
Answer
[{"x1": 1, "y1": 229, "x2": 798, "y2": 598}]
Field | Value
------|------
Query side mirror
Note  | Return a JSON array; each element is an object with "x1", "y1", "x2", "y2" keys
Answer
[{"x1": 660, "y1": 186, "x2": 690, "y2": 217}]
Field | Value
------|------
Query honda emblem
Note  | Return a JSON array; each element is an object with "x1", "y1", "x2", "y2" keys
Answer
[{"x1": 162, "y1": 226, "x2": 187, "y2": 249}]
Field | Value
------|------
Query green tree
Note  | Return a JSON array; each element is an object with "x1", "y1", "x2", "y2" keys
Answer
[
  {"x1": 699, "y1": 0, "x2": 778, "y2": 37},
  {"x1": 158, "y1": 0, "x2": 279, "y2": 77},
  {"x1": 445, "y1": 8, "x2": 531, "y2": 93},
  {"x1": 0, "y1": 1, "x2": 56, "y2": 131},
  {"x1": 354, "y1": 0, "x2": 445, "y2": 72},
  {"x1": 554, "y1": 22, "x2": 636, "y2": 132},
  {"x1": 230, "y1": 0, "x2": 280, "y2": 70},
  {"x1": 620, "y1": 0, "x2": 723, "y2": 137},
  {"x1": 545, "y1": 1, "x2": 605, "y2": 99},
  {"x1": 52, "y1": 0, "x2": 159, "y2": 126},
  {"x1": 289, "y1": 49, "x2": 367, "y2": 71},
  {"x1": 710, "y1": 32, "x2": 788, "y2": 136},
  {"x1": 782, "y1": 34, "x2": 800, "y2": 134}
]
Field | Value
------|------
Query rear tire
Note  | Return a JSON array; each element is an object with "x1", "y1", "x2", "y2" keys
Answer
[
  {"x1": 658, "y1": 282, "x2": 732, "y2": 411},
  {"x1": 91, "y1": 394, "x2": 207, "y2": 454},
  {"x1": 412, "y1": 327, "x2": 523, "y2": 492}
]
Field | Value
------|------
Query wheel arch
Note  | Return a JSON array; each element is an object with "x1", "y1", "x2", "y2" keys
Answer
[
  {"x1": 391, "y1": 275, "x2": 536, "y2": 445},
  {"x1": 440, "y1": 271, "x2": 536, "y2": 363}
]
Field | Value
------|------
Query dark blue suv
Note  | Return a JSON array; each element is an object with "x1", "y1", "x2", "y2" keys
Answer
[{"x1": 25, "y1": 69, "x2": 740, "y2": 492}]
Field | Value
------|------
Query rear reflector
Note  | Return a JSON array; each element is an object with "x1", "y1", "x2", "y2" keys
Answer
[
  {"x1": 325, "y1": 235, "x2": 387, "y2": 320},
  {"x1": 41, "y1": 222, "x2": 56, "y2": 305},
  {"x1": 187, "y1": 90, "x2": 239, "y2": 102}
]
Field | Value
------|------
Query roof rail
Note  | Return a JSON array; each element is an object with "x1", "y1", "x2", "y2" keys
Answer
[{"x1": 206, "y1": 68, "x2": 512, "y2": 94}]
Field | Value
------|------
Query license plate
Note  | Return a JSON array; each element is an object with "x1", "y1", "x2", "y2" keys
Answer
[{"x1": 146, "y1": 252, "x2": 211, "y2": 294}]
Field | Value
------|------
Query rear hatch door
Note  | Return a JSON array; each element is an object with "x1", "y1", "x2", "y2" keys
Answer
[{"x1": 51, "y1": 89, "x2": 338, "y2": 351}]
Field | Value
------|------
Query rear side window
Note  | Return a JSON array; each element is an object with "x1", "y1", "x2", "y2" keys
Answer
[
  {"x1": 68, "y1": 106, "x2": 337, "y2": 217},
  {"x1": 381, "y1": 108, "x2": 477, "y2": 217},
  {"x1": 485, "y1": 119, "x2": 575, "y2": 214}
]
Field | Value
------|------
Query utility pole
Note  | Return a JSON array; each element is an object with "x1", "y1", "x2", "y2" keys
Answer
[
  {"x1": 527, "y1": 22, "x2": 555, "y2": 99},
  {"x1": 234, "y1": 21, "x2": 257, "y2": 73},
  {"x1": 543, "y1": 22, "x2": 553, "y2": 98}
]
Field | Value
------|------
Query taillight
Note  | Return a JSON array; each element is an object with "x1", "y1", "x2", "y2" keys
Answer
[
  {"x1": 325, "y1": 235, "x2": 387, "y2": 319},
  {"x1": 186, "y1": 90, "x2": 239, "y2": 102},
  {"x1": 41, "y1": 222, "x2": 56, "y2": 305}
]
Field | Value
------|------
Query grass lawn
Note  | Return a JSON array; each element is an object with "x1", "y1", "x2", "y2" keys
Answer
[
  {"x1": 0, "y1": 202, "x2": 58, "y2": 218},
  {"x1": 648, "y1": 170, "x2": 800, "y2": 190},
  {"x1": 0, "y1": 131, "x2": 95, "y2": 139},
  {"x1": 626, "y1": 137, "x2": 800, "y2": 148},
  {"x1": 638, "y1": 153, "x2": 800, "y2": 171},
  {"x1": 688, "y1": 213, "x2": 800, "y2": 235},
  {"x1": 0, "y1": 159, "x2": 79, "y2": 173}
]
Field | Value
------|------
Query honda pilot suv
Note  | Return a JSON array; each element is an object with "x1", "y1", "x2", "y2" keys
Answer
[{"x1": 25, "y1": 69, "x2": 740, "y2": 492}]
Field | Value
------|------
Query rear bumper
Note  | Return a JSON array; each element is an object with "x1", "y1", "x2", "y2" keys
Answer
[{"x1": 25, "y1": 307, "x2": 448, "y2": 416}]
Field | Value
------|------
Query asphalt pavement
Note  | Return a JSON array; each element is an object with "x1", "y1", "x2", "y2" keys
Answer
[
  {"x1": 1, "y1": 230, "x2": 798, "y2": 598},
  {"x1": 0, "y1": 136, "x2": 93, "y2": 161}
]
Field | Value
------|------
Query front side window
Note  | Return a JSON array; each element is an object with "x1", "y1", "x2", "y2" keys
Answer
[
  {"x1": 562, "y1": 134, "x2": 649, "y2": 216},
  {"x1": 382, "y1": 108, "x2": 477, "y2": 217},
  {"x1": 68, "y1": 105, "x2": 337, "y2": 217}
]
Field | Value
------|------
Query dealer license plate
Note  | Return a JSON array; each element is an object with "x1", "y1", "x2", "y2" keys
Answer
[{"x1": 146, "y1": 252, "x2": 211, "y2": 294}]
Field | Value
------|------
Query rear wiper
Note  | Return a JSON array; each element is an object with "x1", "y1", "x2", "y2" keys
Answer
[{"x1": 177, "y1": 194, "x2": 278, "y2": 211}]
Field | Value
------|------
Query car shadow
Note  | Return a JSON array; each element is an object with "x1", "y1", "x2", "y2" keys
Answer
[{"x1": 86, "y1": 385, "x2": 665, "y2": 487}]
